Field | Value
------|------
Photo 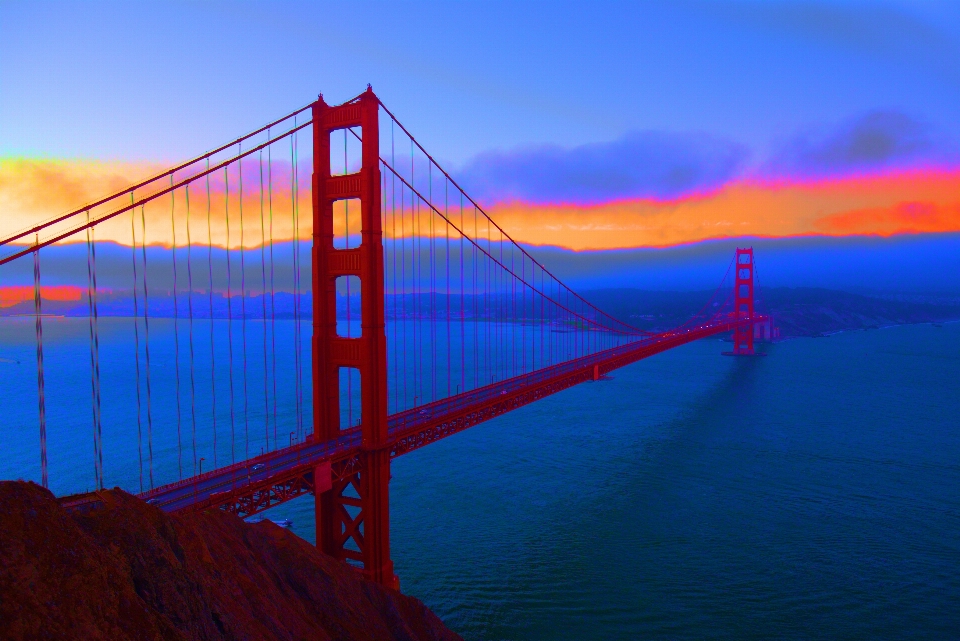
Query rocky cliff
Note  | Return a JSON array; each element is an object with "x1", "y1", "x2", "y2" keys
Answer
[{"x1": 0, "y1": 481, "x2": 462, "y2": 641}]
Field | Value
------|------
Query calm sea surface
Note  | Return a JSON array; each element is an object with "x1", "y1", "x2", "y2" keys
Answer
[{"x1": 2, "y1": 320, "x2": 959, "y2": 639}]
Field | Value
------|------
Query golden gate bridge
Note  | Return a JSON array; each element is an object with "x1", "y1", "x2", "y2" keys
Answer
[{"x1": 0, "y1": 87, "x2": 769, "y2": 589}]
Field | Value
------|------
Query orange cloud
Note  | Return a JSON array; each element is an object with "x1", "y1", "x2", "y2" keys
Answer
[
  {"x1": 814, "y1": 201, "x2": 960, "y2": 236},
  {"x1": 0, "y1": 157, "x2": 310, "y2": 250},
  {"x1": 482, "y1": 169, "x2": 960, "y2": 249},
  {"x1": 0, "y1": 157, "x2": 160, "y2": 225},
  {"x1": 2, "y1": 158, "x2": 959, "y2": 252}
]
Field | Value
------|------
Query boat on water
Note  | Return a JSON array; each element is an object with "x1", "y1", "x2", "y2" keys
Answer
[{"x1": 244, "y1": 515, "x2": 293, "y2": 528}]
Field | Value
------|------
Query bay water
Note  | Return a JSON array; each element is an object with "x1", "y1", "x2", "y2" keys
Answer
[{"x1": 2, "y1": 319, "x2": 958, "y2": 639}]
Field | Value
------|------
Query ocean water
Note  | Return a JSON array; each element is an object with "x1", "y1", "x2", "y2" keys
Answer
[{"x1": 2, "y1": 321, "x2": 959, "y2": 639}]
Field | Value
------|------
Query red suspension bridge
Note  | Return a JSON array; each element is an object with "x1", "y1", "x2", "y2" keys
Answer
[{"x1": 0, "y1": 88, "x2": 771, "y2": 590}]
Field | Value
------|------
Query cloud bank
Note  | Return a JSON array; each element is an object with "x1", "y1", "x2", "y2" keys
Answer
[
  {"x1": 480, "y1": 170, "x2": 960, "y2": 250},
  {"x1": 764, "y1": 111, "x2": 957, "y2": 178},
  {"x1": 3, "y1": 110, "x2": 960, "y2": 253},
  {"x1": 456, "y1": 110, "x2": 959, "y2": 207},
  {"x1": 457, "y1": 131, "x2": 749, "y2": 204}
]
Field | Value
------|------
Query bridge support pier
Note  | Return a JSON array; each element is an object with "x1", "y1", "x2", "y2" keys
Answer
[{"x1": 311, "y1": 87, "x2": 398, "y2": 589}]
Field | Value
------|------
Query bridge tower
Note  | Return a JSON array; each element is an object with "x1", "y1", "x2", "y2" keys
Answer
[
  {"x1": 311, "y1": 87, "x2": 398, "y2": 589},
  {"x1": 731, "y1": 247, "x2": 756, "y2": 355}
]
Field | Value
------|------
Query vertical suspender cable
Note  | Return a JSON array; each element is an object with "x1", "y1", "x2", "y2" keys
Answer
[
  {"x1": 473, "y1": 204, "x2": 478, "y2": 390},
  {"x1": 171, "y1": 178, "x2": 182, "y2": 480},
  {"x1": 206, "y1": 160, "x2": 218, "y2": 469},
  {"x1": 380, "y1": 164, "x2": 386, "y2": 407},
  {"x1": 520, "y1": 252, "x2": 525, "y2": 374},
  {"x1": 385, "y1": 170, "x2": 395, "y2": 413},
  {"x1": 459, "y1": 192, "x2": 465, "y2": 396},
  {"x1": 292, "y1": 123, "x2": 304, "y2": 439},
  {"x1": 429, "y1": 164, "x2": 436, "y2": 402},
  {"x1": 260, "y1": 149, "x2": 270, "y2": 451},
  {"x1": 485, "y1": 215, "x2": 490, "y2": 383},
  {"x1": 446, "y1": 182, "x2": 451, "y2": 398},
  {"x1": 130, "y1": 196, "x2": 144, "y2": 493},
  {"x1": 225, "y1": 165, "x2": 236, "y2": 468},
  {"x1": 400, "y1": 179, "x2": 408, "y2": 411},
  {"x1": 499, "y1": 231, "x2": 504, "y2": 380},
  {"x1": 140, "y1": 204, "x2": 154, "y2": 490},
  {"x1": 92, "y1": 222, "x2": 103, "y2": 487},
  {"x1": 410, "y1": 138, "x2": 417, "y2": 406},
  {"x1": 540, "y1": 266, "x2": 544, "y2": 369},
  {"x1": 518, "y1": 250, "x2": 523, "y2": 374},
  {"x1": 186, "y1": 184, "x2": 197, "y2": 475},
  {"x1": 268, "y1": 133, "x2": 278, "y2": 447},
  {"x1": 418, "y1": 183, "x2": 423, "y2": 401},
  {"x1": 495, "y1": 238, "x2": 500, "y2": 379},
  {"x1": 86, "y1": 212, "x2": 103, "y2": 489},
  {"x1": 33, "y1": 237, "x2": 47, "y2": 489},
  {"x1": 511, "y1": 243, "x2": 516, "y2": 377},
  {"x1": 485, "y1": 219, "x2": 490, "y2": 383},
  {"x1": 390, "y1": 123, "x2": 399, "y2": 413},
  {"x1": 348, "y1": 129, "x2": 353, "y2": 427},
  {"x1": 526, "y1": 261, "x2": 531, "y2": 363},
  {"x1": 239, "y1": 143, "x2": 249, "y2": 462}
]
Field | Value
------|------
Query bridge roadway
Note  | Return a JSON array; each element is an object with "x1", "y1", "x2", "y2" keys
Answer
[{"x1": 139, "y1": 315, "x2": 764, "y2": 517}]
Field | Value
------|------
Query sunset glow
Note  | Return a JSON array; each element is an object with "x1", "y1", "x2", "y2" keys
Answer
[{"x1": 3, "y1": 158, "x2": 958, "y2": 251}]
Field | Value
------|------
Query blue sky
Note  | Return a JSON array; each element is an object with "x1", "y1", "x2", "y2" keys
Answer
[
  {"x1": 3, "y1": 1, "x2": 960, "y2": 293},
  {"x1": 3, "y1": 0, "x2": 959, "y2": 168}
]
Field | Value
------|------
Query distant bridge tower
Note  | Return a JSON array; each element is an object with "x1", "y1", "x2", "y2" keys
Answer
[
  {"x1": 731, "y1": 247, "x2": 756, "y2": 355},
  {"x1": 312, "y1": 87, "x2": 398, "y2": 589}
]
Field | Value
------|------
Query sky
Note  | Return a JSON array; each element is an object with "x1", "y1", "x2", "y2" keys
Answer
[{"x1": 2, "y1": 0, "x2": 960, "y2": 291}]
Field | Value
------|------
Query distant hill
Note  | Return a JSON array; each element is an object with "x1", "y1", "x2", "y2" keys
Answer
[
  {"x1": 4, "y1": 283, "x2": 957, "y2": 339},
  {"x1": 581, "y1": 287, "x2": 960, "y2": 338}
]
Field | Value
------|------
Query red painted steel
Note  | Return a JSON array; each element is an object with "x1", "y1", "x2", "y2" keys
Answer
[
  {"x1": 311, "y1": 88, "x2": 397, "y2": 589},
  {"x1": 142, "y1": 315, "x2": 764, "y2": 518},
  {"x1": 731, "y1": 247, "x2": 756, "y2": 355}
]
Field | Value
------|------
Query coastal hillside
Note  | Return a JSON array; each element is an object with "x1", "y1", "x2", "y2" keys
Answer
[
  {"x1": 582, "y1": 287, "x2": 960, "y2": 337},
  {"x1": 0, "y1": 482, "x2": 461, "y2": 641}
]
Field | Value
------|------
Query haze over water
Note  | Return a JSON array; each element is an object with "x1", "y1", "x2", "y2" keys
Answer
[{"x1": 2, "y1": 320, "x2": 958, "y2": 639}]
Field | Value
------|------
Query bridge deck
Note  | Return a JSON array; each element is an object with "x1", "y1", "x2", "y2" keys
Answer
[{"x1": 140, "y1": 316, "x2": 763, "y2": 516}]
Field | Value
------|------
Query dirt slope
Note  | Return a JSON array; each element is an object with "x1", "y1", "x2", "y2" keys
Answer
[{"x1": 0, "y1": 481, "x2": 462, "y2": 641}]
